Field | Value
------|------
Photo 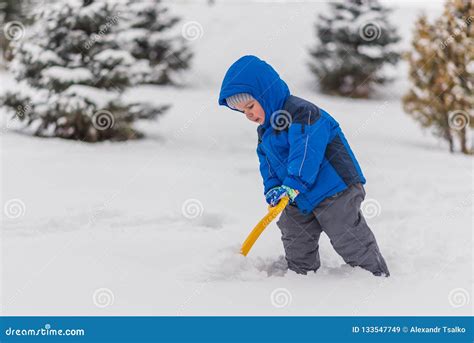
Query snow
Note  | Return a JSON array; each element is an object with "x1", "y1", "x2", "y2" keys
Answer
[
  {"x1": 64, "y1": 85, "x2": 117, "y2": 109},
  {"x1": 1, "y1": 0, "x2": 471, "y2": 317},
  {"x1": 11, "y1": 43, "x2": 63, "y2": 66},
  {"x1": 466, "y1": 61, "x2": 474, "y2": 74},
  {"x1": 115, "y1": 28, "x2": 149, "y2": 44},
  {"x1": 93, "y1": 49, "x2": 135, "y2": 65},
  {"x1": 358, "y1": 45, "x2": 384, "y2": 59},
  {"x1": 42, "y1": 67, "x2": 93, "y2": 83}
]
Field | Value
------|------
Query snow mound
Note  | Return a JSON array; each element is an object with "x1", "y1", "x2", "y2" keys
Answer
[{"x1": 197, "y1": 245, "x2": 288, "y2": 282}]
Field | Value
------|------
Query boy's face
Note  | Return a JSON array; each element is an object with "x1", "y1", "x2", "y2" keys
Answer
[{"x1": 234, "y1": 99, "x2": 265, "y2": 125}]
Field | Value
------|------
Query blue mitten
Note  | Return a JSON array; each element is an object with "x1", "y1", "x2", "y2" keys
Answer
[{"x1": 265, "y1": 186, "x2": 299, "y2": 207}]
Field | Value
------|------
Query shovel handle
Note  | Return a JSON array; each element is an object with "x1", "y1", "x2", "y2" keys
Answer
[{"x1": 240, "y1": 197, "x2": 289, "y2": 256}]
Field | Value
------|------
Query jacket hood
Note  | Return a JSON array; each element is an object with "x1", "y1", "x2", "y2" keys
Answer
[{"x1": 218, "y1": 55, "x2": 290, "y2": 128}]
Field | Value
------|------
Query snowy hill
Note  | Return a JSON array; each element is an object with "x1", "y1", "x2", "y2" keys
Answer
[{"x1": 1, "y1": 0, "x2": 471, "y2": 316}]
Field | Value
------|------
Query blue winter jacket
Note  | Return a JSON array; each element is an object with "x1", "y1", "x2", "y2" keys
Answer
[{"x1": 218, "y1": 55, "x2": 366, "y2": 214}]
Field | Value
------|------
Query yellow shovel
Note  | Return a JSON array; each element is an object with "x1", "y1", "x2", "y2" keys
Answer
[{"x1": 240, "y1": 196, "x2": 289, "y2": 256}]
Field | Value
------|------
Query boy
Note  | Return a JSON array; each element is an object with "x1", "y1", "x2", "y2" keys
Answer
[{"x1": 218, "y1": 55, "x2": 390, "y2": 277}]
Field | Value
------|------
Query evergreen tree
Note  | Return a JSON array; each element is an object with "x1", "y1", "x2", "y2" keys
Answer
[
  {"x1": 403, "y1": 0, "x2": 473, "y2": 154},
  {"x1": 308, "y1": 0, "x2": 400, "y2": 98},
  {"x1": 0, "y1": 0, "x2": 35, "y2": 61},
  {"x1": 114, "y1": 0, "x2": 193, "y2": 85},
  {"x1": 1, "y1": 0, "x2": 169, "y2": 142}
]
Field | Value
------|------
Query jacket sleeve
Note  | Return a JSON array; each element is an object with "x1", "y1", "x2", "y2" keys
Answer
[
  {"x1": 256, "y1": 144, "x2": 281, "y2": 194},
  {"x1": 282, "y1": 116, "x2": 331, "y2": 193}
]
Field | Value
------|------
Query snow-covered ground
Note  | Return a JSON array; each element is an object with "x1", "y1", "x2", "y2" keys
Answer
[{"x1": 1, "y1": 1, "x2": 472, "y2": 316}]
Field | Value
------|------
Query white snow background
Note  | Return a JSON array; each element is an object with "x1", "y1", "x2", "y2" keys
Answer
[{"x1": 1, "y1": 0, "x2": 472, "y2": 316}]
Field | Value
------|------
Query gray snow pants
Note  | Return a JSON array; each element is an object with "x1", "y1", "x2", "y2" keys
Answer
[{"x1": 276, "y1": 183, "x2": 390, "y2": 276}]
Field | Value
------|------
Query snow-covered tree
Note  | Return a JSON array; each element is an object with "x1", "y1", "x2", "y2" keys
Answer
[
  {"x1": 0, "y1": 0, "x2": 36, "y2": 62},
  {"x1": 1, "y1": 0, "x2": 169, "y2": 142},
  {"x1": 403, "y1": 0, "x2": 473, "y2": 154},
  {"x1": 114, "y1": 0, "x2": 193, "y2": 85},
  {"x1": 308, "y1": 0, "x2": 400, "y2": 98}
]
